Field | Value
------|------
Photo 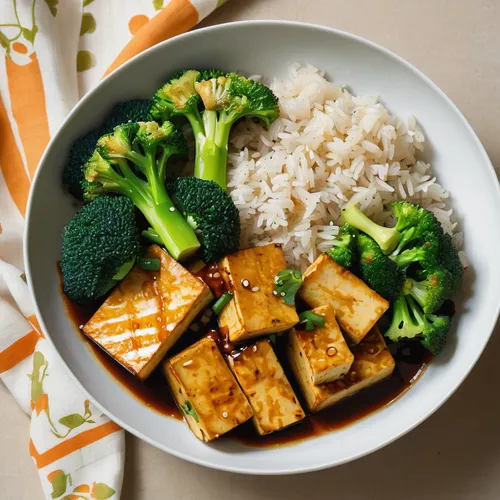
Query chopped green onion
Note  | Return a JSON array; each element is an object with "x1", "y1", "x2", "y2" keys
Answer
[
  {"x1": 273, "y1": 269, "x2": 303, "y2": 305},
  {"x1": 213, "y1": 291, "x2": 233, "y2": 315},
  {"x1": 179, "y1": 400, "x2": 199, "y2": 422},
  {"x1": 269, "y1": 334, "x2": 278, "y2": 346},
  {"x1": 298, "y1": 310, "x2": 326, "y2": 331},
  {"x1": 138, "y1": 257, "x2": 161, "y2": 271},
  {"x1": 112, "y1": 259, "x2": 136, "y2": 280},
  {"x1": 141, "y1": 228, "x2": 163, "y2": 246}
]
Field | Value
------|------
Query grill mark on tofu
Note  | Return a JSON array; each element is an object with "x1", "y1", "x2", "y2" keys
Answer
[{"x1": 83, "y1": 245, "x2": 212, "y2": 379}]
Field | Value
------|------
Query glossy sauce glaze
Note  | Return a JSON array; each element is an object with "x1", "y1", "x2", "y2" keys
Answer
[{"x1": 61, "y1": 272, "x2": 433, "y2": 448}]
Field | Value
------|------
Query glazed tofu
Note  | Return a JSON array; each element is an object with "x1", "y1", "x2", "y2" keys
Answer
[
  {"x1": 289, "y1": 305, "x2": 354, "y2": 385},
  {"x1": 227, "y1": 339, "x2": 305, "y2": 435},
  {"x1": 288, "y1": 327, "x2": 395, "y2": 412},
  {"x1": 164, "y1": 338, "x2": 253, "y2": 442},
  {"x1": 299, "y1": 254, "x2": 389, "y2": 344},
  {"x1": 218, "y1": 244, "x2": 299, "y2": 343},
  {"x1": 83, "y1": 245, "x2": 212, "y2": 380}
]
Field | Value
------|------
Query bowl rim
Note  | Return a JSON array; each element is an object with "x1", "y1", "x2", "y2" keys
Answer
[{"x1": 24, "y1": 19, "x2": 500, "y2": 475}]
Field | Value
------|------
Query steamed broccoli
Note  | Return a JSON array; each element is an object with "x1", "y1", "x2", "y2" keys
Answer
[
  {"x1": 62, "y1": 100, "x2": 152, "y2": 200},
  {"x1": 384, "y1": 295, "x2": 422, "y2": 343},
  {"x1": 83, "y1": 121, "x2": 200, "y2": 260},
  {"x1": 437, "y1": 232, "x2": 464, "y2": 297},
  {"x1": 357, "y1": 233, "x2": 405, "y2": 302},
  {"x1": 63, "y1": 128, "x2": 103, "y2": 199},
  {"x1": 404, "y1": 269, "x2": 447, "y2": 314},
  {"x1": 342, "y1": 203, "x2": 401, "y2": 254},
  {"x1": 390, "y1": 230, "x2": 440, "y2": 270},
  {"x1": 167, "y1": 177, "x2": 240, "y2": 263},
  {"x1": 104, "y1": 99, "x2": 152, "y2": 130},
  {"x1": 407, "y1": 296, "x2": 450, "y2": 355},
  {"x1": 151, "y1": 70, "x2": 279, "y2": 190},
  {"x1": 61, "y1": 196, "x2": 140, "y2": 305},
  {"x1": 326, "y1": 224, "x2": 358, "y2": 269},
  {"x1": 392, "y1": 202, "x2": 443, "y2": 255}
]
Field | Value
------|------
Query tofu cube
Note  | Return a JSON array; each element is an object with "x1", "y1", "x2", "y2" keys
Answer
[
  {"x1": 227, "y1": 339, "x2": 305, "y2": 435},
  {"x1": 218, "y1": 244, "x2": 299, "y2": 342},
  {"x1": 83, "y1": 245, "x2": 213, "y2": 380},
  {"x1": 299, "y1": 254, "x2": 389, "y2": 344},
  {"x1": 164, "y1": 338, "x2": 253, "y2": 442},
  {"x1": 288, "y1": 327, "x2": 395, "y2": 412},
  {"x1": 290, "y1": 305, "x2": 354, "y2": 385}
]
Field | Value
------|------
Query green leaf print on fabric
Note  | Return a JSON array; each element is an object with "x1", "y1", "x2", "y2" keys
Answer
[
  {"x1": 77, "y1": 50, "x2": 95, "y2": 72},
  {"x1": 22, "y1": 26, "x2": 38, "y2": 43},
  {"x1": 93, "y1": 483, "x2": 116, "y2": 499},
  {"x1": 58, "y1": 414, "x2": 86, "y2": 429},
  {"x1": 80, "y1": 12, "x2": 96, "y2": 35},
  {"x1": 44, "y1": 0, "x2": 59, "y2": 17}
]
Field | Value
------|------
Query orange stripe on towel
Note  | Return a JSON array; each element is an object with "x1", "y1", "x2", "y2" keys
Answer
[
  {"x1": 6, "y1": 54, "x2": 51, "y2": 179},
  {"x1": 0, "y1": 330, "x2": 40, "y2": 373},
  {"x1": 103, "y1": 0, "x2": 198, "y2": 77},
  {"x1": 27, "y1": 314, "x2": 44, "y2": 338},
  {"x1": 0, "y1": 94, "x2": 31, "y2": 216},
  {"x1": 30, "y1": 421, "x2": 121, "y2": 468}
]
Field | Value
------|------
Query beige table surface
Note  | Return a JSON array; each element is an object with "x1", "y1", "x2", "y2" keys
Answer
[{"x1": 1, "y1": 1, "x2": 499, "y2": 498}]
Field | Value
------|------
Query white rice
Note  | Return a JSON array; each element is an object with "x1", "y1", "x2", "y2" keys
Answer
[{"x1": 227, "y1": 63, "x2": 465, "y2": 271}]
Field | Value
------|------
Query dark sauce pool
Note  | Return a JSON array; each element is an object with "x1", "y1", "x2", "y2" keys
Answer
[{"x1": 61, "y1": 269, "x2": 433, "y2": 448}]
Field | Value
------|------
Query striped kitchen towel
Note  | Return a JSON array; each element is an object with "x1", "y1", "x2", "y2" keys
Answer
[{"x1": 0, "y1": 1, "x2": 227, "y2": 498}]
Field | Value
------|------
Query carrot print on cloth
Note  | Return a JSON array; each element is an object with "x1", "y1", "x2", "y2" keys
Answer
[{"x1": 0, "y1": 0, "x2": 230, "y2": 498}]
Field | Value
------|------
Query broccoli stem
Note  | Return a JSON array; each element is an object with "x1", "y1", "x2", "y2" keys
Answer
[
  {"x1": 391, "y1": 248, "x2": 421, "y2": 268},
  {"x1": 342, "y1": 204, "x2": 400, "y2": 254},
  {"x1": 135, "y1": 198, "x2": 200, "y2": 261},
  {"x1": 194, "y1": 110, "x2": 229, "y2": 190}
]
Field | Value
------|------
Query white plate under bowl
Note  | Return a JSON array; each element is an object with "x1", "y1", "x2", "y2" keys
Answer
[{"x1": 25, "y1": 21, "x2": 500, "y2": 474}]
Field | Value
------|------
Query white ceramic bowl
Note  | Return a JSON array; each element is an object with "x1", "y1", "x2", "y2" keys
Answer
[{"x1": 25, "y1": 21, "x2": 500, "y2": 475}]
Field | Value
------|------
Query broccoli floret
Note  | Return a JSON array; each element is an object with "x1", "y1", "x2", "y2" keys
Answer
[
  {"x1": 167, "y1": 177, "x2": 240, "y2": 263},
  {"x1": 61, "y1": 196, "x2": 140, "y2": 305},
  {"x1": 407, "y1": 296, "x2": 450, "y2": 355},
  {"x1": 437, "y1": 232, "x2": 464, "y2": 296},
  {"x1": 390, "y1": 230, "x2": 440, "y2": 270},
  {"x1": 384, "y1": 295, "x2": 422, "y2": 342},
  {"x1": 151, "y1": 70, "x2": 279, "y2": 190},
  {"x1": 342, "y1": 203, "x2": 401, "y2": 254},
  {"x1": 392, "y1": 204, "x2": 442, "y2": 255},
  {"x1": 63, "y1": 128, "x2": 103, "y2": 199},
  {"x1": 404, "y1": 268, "x2": 447, "y2": 314},
  {"x1": 83, "y1": 121, "x2": 200, "y2": 260},
  {"x1": 326, "y1": 224, "x2": 358, "y2": 269},
  {"x1": 104, "y1": 99, "x2": 152, "y2": 130},
  {"x1": 62, "y1": 100, "x2": 152, "y2": 201},
  {"x1": 357, "y1": 233, "x2": 404, "y2": 302}
]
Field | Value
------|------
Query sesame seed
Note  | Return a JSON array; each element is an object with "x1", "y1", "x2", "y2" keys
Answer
[
  {"x1": 280, "y1": 292, "x2": 286, "y2": 297},
  {"x1": 190, "y1": 323, "x2": 200, "y2": 332},
  {"x1": 213, "y1": 272, "x2": 221, "y2": 278},
  {"x1": 327, "y1": 347, "x2": 338, "y2": 357},
  {"x1": 272, "y1": 291, "x2": 278, "y2": 296},
  {"x1": 183, "y1": 360, "x2": 193, "y2": 367},
  {"x1": 251, "y1": 286, "x2": 260, "y2": 292},
  {"x1": 222, "y1": 411, "x2": 228, "y2": 419},
  {"x1": 169, "y1": 207, "x2": 175, "y2": 212},
  {"x1": 241, "y1": 279, "x2": 250, "y2": 288},
  {"x1": 252, "y1": 345, "x2": 257, "y2": 352}
]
